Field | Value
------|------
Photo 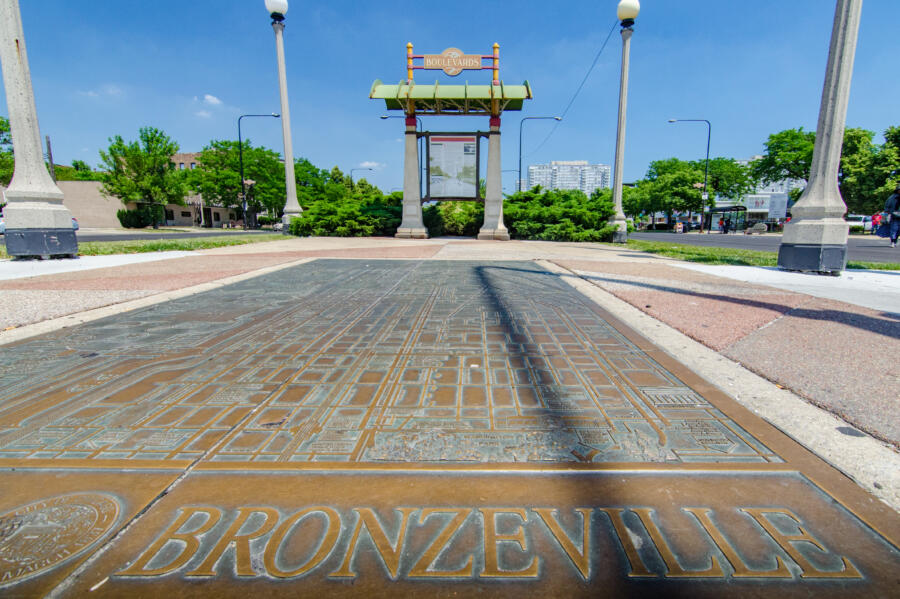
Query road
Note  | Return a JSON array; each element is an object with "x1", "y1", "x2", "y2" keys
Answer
[
  {"x1": 630, "y1": 231, "x2": 899, "y2": 264},
  {"x1": 74, "y1": 230, "x2": 275, "y2": 243}
]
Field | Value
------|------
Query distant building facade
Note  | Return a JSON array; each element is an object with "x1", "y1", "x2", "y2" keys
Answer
[
  {"x1": 1, "y1": 152, "x2": 236, "y2": 229},
  {"x1": 526, "y1": 160, "x2": 611, "y2": 195},
  {"x1": 733, "y1": 155, "x2": 802, "y2": 220}
]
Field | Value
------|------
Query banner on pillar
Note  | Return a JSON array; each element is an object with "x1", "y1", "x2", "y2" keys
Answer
[{"x1": 428, "y1": 136, "x2": 478, "y2": 199}]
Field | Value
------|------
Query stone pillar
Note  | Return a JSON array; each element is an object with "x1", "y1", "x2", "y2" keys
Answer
[
  {"x1": 778, "y1": 0, "x2": 862, "y2": 273},
  {"x1": 609, "y1": 26, "x2": 633, "y2": 244},
  {"x1": 395, "y1": 116, "x2": 427, "y2": 239},
  {"x1": 0, "y1": 0, "x2": 77, "y2": 257},
  {"x1": 272, "y1": 21, "x2": 301, "y2": 232},
  {"x1": 478, "y1": 116, "x2": 509, "y2": 241}
]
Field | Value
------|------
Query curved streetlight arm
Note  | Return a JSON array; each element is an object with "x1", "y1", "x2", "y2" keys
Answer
[
  {"x1": 380, "y1": 114, "x2": 422, "y2": 130},
  {"x1": 669, "y1": 118, "x2": 711, "y2": 231},
  {"x1": 519, "y1": 116, "x2": 562, "y2": 192},
  {"x1": 380, "y1": 115, "x2": 424, "y2": 196},
  {"x1": 238, "y1": 113, "x2": 280, "y2": 229},
  {"x1": 350, "y1": 167, "x2": 374, "y2": 184}
]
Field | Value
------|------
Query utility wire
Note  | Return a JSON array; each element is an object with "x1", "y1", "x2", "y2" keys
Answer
[{"x1": 528, "y1": 19, "x2": 619, "y2": 157}]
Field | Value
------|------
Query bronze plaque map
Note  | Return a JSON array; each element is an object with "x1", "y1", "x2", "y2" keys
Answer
[{"x1": 0, "y1": 260, "x2": 896, "y2": 596}]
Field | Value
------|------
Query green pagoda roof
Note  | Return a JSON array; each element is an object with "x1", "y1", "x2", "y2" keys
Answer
[{"x1": 369, "y1": 79, "x2": 533, "y2": 115}]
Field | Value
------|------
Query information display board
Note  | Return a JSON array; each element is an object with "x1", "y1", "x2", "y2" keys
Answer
[{"x1": 428, "y1": 135, "x2": 478, "y2": 199}]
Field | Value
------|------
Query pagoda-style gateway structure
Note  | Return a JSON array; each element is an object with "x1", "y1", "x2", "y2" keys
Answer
[{"x1": 370, "y1": 43, "x2": 532, "y2": 239}]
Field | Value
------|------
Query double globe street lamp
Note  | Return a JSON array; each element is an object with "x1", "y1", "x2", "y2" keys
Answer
[
  {"x1": 264, "y1": 0, "x2": 301, "y2": 231},
  {"x1": 609, "y1": 0, "x2": 640, "y2": 243}
]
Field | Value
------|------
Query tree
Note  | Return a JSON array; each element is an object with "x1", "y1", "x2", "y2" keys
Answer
[
  {"x1": 750, "y1": 128, "x2": 815, "y2": 187},
  {"x1": 0, "y1": 116, "x2": 13, "y2": 186},
  {"x1": 697, "y1": 157, "x2": 753, "y2": 201},
  {"x1": 752, "y1": 126, "x2": 900, "y2": 213},
  {"x1": 645, "y1": 158, "x2": 704, "y2": 217},
  {"x1": 294, "y1": 158, "x2": 329, "y2": 207},
  {"x1": 191, "y1": 140, "x2": 285, "y2": 216},
  {"x1": 98, "y1": 127, "x2": 187, "y2": 224},
  {"x1": 838, "y1": 128, "x2": 879, "y2": 214},
  {"x1": 72, "y1": 159, "x2": 91, "y2": 173}
]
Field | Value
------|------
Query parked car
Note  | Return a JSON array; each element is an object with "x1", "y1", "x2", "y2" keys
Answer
[{"x1": 845, "y1": 214, "x2": 872, "y2": 233}]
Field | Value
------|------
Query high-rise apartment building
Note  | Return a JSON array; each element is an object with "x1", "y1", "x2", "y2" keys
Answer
[{"x1": 526, "y1": 161, "x2": 611, "y2": 195}]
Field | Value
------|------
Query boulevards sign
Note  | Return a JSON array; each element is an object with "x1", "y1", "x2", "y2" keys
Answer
[{"x1": 424, "y1": 48, "x2": 482, "y2": 76}]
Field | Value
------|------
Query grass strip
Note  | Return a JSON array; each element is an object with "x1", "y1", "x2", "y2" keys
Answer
[
  {"x1": 0, "y1": 234, "x2": 285, "y2": 259},
  {"x1": 625, "y1": 239, "x2": 900, "y2": 271}
]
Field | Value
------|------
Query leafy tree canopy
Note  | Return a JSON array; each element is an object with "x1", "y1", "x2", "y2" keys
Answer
[
  {"x1": 750, "y1": 128, "x2": 815, "y2": 185},
  {"x1": 696, "y1": 157, "x2": 753, "y2": 201},
  {"x1": 0, "y1": 116, "x2": 13, "y2": 186},
  {"x1": 750, "y1": 126, "x2": 900, "y2": 213},
  {"x1": 190, "y1": 140, "x2": 285, "y2": 215},
  {"x1": 98, "y1": 126, "x2": 187, "y2": 207}
]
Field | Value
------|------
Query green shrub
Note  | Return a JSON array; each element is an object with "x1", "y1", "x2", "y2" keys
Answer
[
  {"x1": 504, "y1": 188, "x2": 618, "y2": 242},
  {"x1": 257, "y1": 215, "x2": 277, "y2": 226},
  {"x1": 423, "y1": 201, "x2": 484, "y2": 237},
  {"x1": 116, "y1": 204, "x2": 161, "y2": 228},
  {"x1": 288, "y1": 195, "x2": 401, "y2": 237}
]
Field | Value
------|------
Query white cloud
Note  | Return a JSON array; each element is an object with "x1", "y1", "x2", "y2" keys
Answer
[
  {"x1": 203, "y1": 94, "x2": 223, "y2": 106},
  {"x1": 195, "y1": 110, "x2": 213, "y2": 119},
  {"x1": 360, "y1": 161, "x2": 384, "y2": 169},
  {"x1": 101, "y1": 84, "x2": 123, "y2": 97},
  {"x1": 78, "y1": 84, "x2": 122, "y2": 99}
]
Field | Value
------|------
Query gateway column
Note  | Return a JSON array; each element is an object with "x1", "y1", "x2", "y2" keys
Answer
[
  {"x1": 395, "y1": 115, "x2": 427, "y2": 239},
  {"x1": 478, "y1": 116, "x2": 509, "y2": 241}
]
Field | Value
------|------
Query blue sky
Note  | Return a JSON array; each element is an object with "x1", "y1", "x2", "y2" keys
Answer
[{"x1": 3, "y1": 0, "x2": 898, "y2": 193}]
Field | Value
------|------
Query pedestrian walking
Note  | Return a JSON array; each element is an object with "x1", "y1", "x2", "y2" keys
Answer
[
  {"x1": 882, "y1": 183, "x2": 900, "y2": 247},
  {"x1": 723, "y1": 218, "x2": 732, "y2": 234},
  {"x1": 718, "y1": 217, "x2": 724, "y2": 233}
]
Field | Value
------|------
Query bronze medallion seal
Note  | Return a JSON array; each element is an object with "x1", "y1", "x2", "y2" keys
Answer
[{"x1": 0, "y1": 493, "x2": 120, "y2": 586}]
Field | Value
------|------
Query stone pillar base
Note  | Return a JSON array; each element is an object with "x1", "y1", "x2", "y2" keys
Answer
[
  {"x1": 477, "y1": 228, "x2": 510, "y2": 241},
  {"x1": 778, "y1": 218, "x2": 848, "y2": 273},
  {"x1": 777, "y1": 243, "x2": 847, "y2": 274},
  {"x1": 4, "y1": 228, "x2": 78, "y2": 257},
  {"x1": 612, "y1": 230, "x2": 628, "y2": 244},
  {"x1": 395, "y1": 228, "x2": 428, "y2": 239}
]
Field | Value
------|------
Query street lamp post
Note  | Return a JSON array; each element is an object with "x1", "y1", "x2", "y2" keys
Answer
[
  {"x1": 610, "y1": 0, "x2": 640, "y2": 243},
  {"x1": 669, "y1": 118, "x2": 711, "y2": 232},
  {"x1": 238, "y1": 113, "x2": 280, "y2": 230},
  {"x1": 518, "y1": 116, "x2": 561, "y2": 192},
  {"x1": 0, "y1": 0, "x2": 77, "y2": 258},
  {"x1": 381, "y1": 115, "x2": 423, "y2": 196},
  {"x1": 350, "y1": 167, "x2": 373, "y2": 185},
  {"x1": 778, "y1": 0, "x2": 862, "y2": 274},
  {"x1": 265, "y1": 0, "x2": 301, "y2": 233}
]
